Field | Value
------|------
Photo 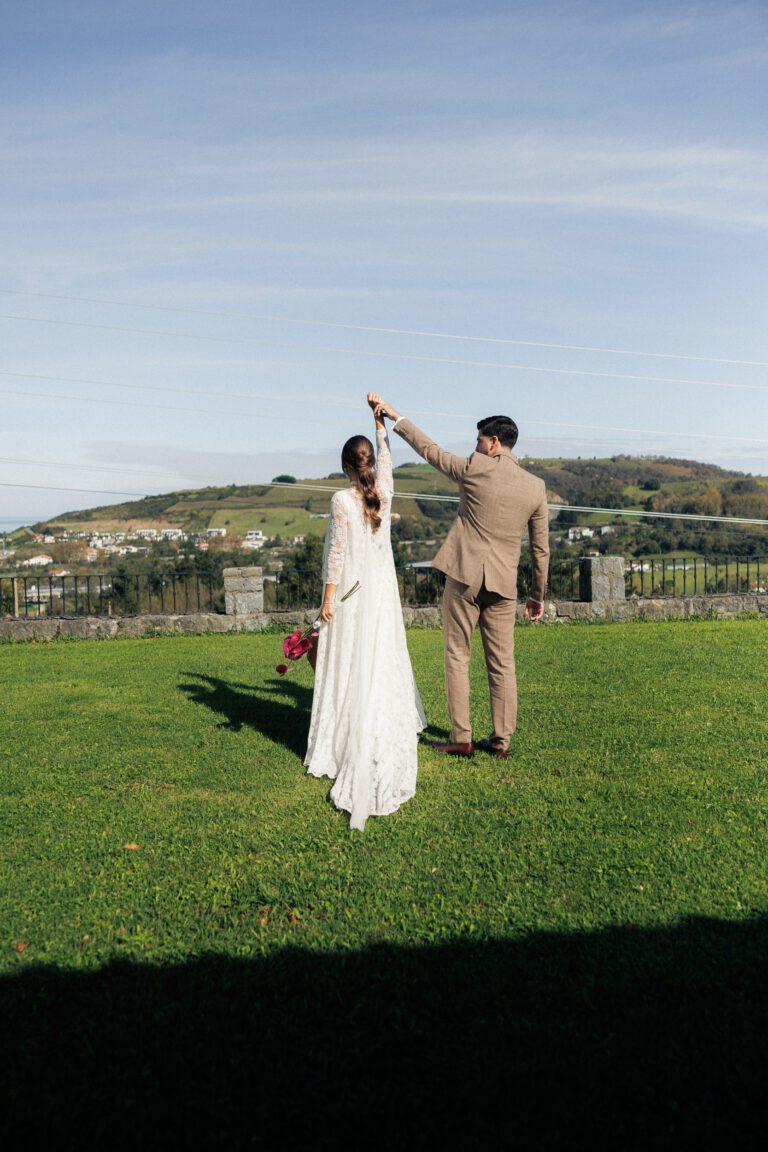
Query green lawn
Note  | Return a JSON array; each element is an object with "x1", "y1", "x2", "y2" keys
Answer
[{"x1": 1, "y1": 622, "x2": 767, "y2": 1145}]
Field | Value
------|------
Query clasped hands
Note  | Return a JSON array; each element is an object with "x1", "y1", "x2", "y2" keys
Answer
[{"x1": 367, "y1": 392, "x2": 401, "y2": 424}]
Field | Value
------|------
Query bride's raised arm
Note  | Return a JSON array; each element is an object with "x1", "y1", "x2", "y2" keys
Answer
[{"x1": 367, "y1": 391, "x2": 394, "y2": 497}]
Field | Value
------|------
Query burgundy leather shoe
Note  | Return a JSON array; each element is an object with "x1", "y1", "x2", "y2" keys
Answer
[
  {"x1": 430, "y1": 741, "x2": 474, "y2": 757},
  {"x1": 474, "y1": 738, "x2": 509, "y2": 760}
]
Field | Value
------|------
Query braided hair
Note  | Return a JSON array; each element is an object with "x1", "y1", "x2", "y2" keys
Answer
[{"x1": 341, "y1": 435, "x2": 382, "y2": 533}]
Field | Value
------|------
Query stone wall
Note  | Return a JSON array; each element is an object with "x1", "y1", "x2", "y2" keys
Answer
[
  {"x1": 2, "y1": 561, "x2": 765, "y2": 642},
  {"x1": 579, "y1": 556, "x2": 625, "y2": 602},
  {"x1": 223, "y1": 566, "x2": 264, "y2": 617},
  {"x1": 1, "y1": 595, "x2": 765, "y2": 642},
  {"x1": 542, "y1": 593, "x2": 768, "y2": 623}
]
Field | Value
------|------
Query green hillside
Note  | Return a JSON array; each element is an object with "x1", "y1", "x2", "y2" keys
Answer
[
  {"x1": 17, "y1": 455, "x2": 768, "y2": 558},
  {"x1": 28, "y1": 465, "x2": 463, "y2": 538}
]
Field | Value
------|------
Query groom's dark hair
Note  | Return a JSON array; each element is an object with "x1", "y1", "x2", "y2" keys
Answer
[{"x1": 477, "y1": 415, "x2": 519, "y2": 448}]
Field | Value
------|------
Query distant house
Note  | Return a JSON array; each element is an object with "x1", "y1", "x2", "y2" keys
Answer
[
  {"x1": 207, "y1": 528, "x2": 227, "y2": 538},
  {"x1": 21, "y1": 553, "x2": 54, "y2": 567}
]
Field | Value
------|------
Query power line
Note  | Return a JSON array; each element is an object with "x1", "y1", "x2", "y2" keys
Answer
[
  {"x1": 1, "y1": 311, "x2": 765, "y2": 392},
  {"x1": 1, "y1": 477, "x2": 764, "y2": 528},
  {"x1": 410, "y1": 409, "x2": 768, "y2": 447},
  {"x1": 557, "y1": 504, "x2": 767, "y2": 527},
  {"x1": 0, "y1": 385, "x2": 339, "y2": 425},
  {"x1": 0, "y1": 456, "x2": 181, "y2": 479},
  {"x1": 0, "y1": 385, "x2": 242, "y2": 420},
  {"x1": 3, "y1": 474, "x2": 767, "y2": 528},
  {"x1": 0, "y1": 482, "x2": 147, "y2": 497},
  {"x1": 3, "y1": 373, "x2": 768, "y2": 448},
  {"x1": 0, "y1": 368, "x2": 357, "y2": 411},
  {"x1": 264, "y1": 481, "x2": 768, "y2": 527},
  {"x1": 1, "y1": 287, "x2": 765, "y2": 368}
]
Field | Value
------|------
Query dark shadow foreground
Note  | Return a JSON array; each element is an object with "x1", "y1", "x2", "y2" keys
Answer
[
  {"x1": 179, "y1": 673, "x2": 313, "y2": 756},
  {"x1": 2, "y1": 917, "x2": 766, "y2": 1149}
]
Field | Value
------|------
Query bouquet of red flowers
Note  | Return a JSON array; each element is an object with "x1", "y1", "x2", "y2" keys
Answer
[
  {"x1": 275, "y1": 625, "x2": 319, "y2": 674},
  {"x1": 276, "y1": 580, "x2": 360, "y2": 674}
]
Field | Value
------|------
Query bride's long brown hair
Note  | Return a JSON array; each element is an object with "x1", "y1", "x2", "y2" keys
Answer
[{"x1": 341, "y1": 435, "x2": 381, "y2": 534}]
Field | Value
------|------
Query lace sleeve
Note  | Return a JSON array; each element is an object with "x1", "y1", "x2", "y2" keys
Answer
[
  {"x1": 375, "y1": 427, "x2": 394, "y2": 498},
  {"x1": 322, "y1": 491, "x2": 349, "y2": 584}
]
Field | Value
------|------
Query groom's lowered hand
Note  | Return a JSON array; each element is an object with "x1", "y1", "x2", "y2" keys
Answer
[{"x1": 524, "y1": 598, "x2": 544, "y2": 622}]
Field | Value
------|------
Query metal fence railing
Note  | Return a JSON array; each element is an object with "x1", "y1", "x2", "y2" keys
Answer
[
  {"x1": 624, "y1": 556, "x2": 768, "y2": 598},
  {"x1": 265, "y1": 560, "x2": 581, "y2": 610},
  {"x1": 4, "y1": 556, "x2": 765, "y2": 619},
  {"x1": 517, "y1": 559, "x2": 579, "y2": 602},
  {"x1": 1, "y1": 572, "x2": 220, "y2": 618},
  {"x1": 263, "y1": 566, "x2": 448, "y2": 610}
]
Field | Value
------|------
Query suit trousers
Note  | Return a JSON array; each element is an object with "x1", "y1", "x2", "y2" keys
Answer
[{"x1": 442, "y1": 576, "x2": 518, "y2": 749}]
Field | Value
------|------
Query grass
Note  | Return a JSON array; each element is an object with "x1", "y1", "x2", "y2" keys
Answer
[{"x1": 1, "y1": 621, "x2": 767, "y2": 1145}]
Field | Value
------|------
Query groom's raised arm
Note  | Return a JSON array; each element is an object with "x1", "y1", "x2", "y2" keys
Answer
[{"x1": 392, "y1": 418, "x2": 469, "y2": 484}]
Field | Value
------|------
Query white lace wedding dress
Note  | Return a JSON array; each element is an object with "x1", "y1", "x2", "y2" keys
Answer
[{"x1": 305, "y1": 428, "x2": 426, "y2": 830}]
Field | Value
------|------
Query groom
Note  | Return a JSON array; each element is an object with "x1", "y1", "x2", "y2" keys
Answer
[{"x1": 374, "y1": 399, "x2": 549, "y2": 760}]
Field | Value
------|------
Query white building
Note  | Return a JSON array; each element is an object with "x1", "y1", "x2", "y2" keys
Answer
[
  {"x1": 207, "y1": 528, "x2": 227, "y2": 537},
  {"x1": 21, "y1": 554, "x2": 54, "y2": 567}
]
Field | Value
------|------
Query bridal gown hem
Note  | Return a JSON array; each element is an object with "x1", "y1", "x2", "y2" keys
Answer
[{"x1": 304, "y1": 429, "x2": 426, "y2": 831}]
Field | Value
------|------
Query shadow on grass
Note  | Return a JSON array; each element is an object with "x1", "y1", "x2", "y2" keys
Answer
[
  {"x1": 2, "y1": 917, "x2": 767, "y2": 1146},
  {"x1": 422, "y1": 722, "x2": 450, "y2": 739},
  {"x1": 179, "y1": 673, "x2": 312, "y2": 756}
]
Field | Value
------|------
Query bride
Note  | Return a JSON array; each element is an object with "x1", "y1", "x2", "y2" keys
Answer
[{"x1": 304, "y1": 392, "x2": 426, "y2": 830}]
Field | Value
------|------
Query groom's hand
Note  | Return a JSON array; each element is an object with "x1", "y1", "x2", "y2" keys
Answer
[
  {"x1": 524, "y1": 598, "x2": 544, "y2": 622},
  {"x1": 369, "y1": 393, "x2": 401, "y2": 422}
]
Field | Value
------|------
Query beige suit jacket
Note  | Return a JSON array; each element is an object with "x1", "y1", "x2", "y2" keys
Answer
[{"x1": 394, "y1": 419, "x2": 550, "y2": 602}]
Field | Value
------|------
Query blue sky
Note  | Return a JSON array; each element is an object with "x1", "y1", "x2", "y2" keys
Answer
[{"x1": 2, "y1": 0, "x2": 767, "y2": 529}]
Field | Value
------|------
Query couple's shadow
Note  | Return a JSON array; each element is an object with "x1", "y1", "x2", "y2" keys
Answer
[
  {"x1": 179, "y1": 672, "x2": 314, "y2": 757},
  {"x1": 179, "y1": 672, "x2": 449, "y2": 756}
]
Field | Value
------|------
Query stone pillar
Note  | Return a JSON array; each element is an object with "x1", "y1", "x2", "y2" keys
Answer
[
  {"x1": 223, "y1": 566, "x2": 264, "y2": 616},
  {"x1": 579, "y1": 556, "x2": 626, "y2": 602}
]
